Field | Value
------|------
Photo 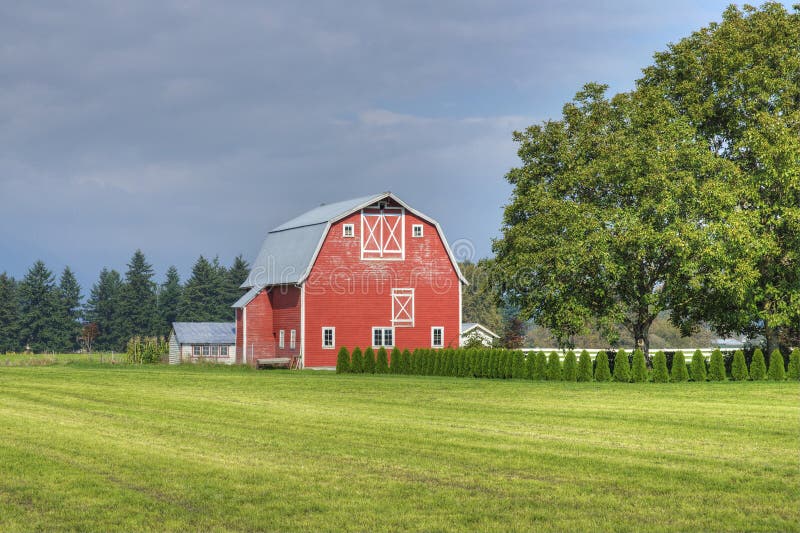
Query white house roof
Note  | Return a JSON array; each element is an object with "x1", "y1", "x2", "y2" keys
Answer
[
  {"x1": 239, "y1": 192, "x2": 467, "y2": 298},
  {"x1": 461, "y1": 322, "x2": 500, "y2": 339},
  {"x1": 172, "y1": 322, "x2": 236, "y2": 344}
]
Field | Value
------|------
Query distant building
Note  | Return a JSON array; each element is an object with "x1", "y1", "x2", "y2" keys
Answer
[
  {"x1": 460, "y1": 322, "x2": 500, "y2": 347},
  {"x1": 169, "y1": 322, "x2": 236, "y2": 365}
]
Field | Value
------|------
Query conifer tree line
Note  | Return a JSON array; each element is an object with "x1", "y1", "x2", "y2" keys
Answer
[{"x1": 0, "y1": 251, "x2": 249, "y2": 353}]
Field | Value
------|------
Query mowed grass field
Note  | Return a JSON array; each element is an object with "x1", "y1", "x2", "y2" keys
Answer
[{"x1": 0, "y1": 364, "x2": 798, "y2": 532}]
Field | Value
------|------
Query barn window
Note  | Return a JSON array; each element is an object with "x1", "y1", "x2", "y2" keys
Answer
[
  {"x1": 391, "y1": 288, "x2": 414, "y2": 327},
  {"x1": 193, "y1": 345, "x2": 201, "y2": 356},
  {"x1": 343, "y1": 223, "x2": 354, "y2": 238},
  {"x1": 372, "y1": 327, "x2": 394, "y2": 348},
  {"x1": 361, "y1": 207, "x2": 404, "y2": 259},
  {"x1": 322, "y1": 327, "x2": 335, "y2": 349},
  {"x1": 290, "y1": 329, "x2": 296, "y2": 349},
  {"x1": 412, "y1": 224, "x2": 423, "y2": 237},
  {"x1": 431, "y1": 327, "x2": 444, "y2": 348},
  {"x1": 220, "y1": 345, "x2": 228, "y2": 357},
  {"x1": 279, "y1": 330, "x2": 285, "y2": 349}
]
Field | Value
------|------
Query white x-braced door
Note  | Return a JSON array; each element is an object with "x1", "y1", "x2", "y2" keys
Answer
[
  {"x1": 361, "y1": 207, "x2": 404, "y2": 259},
  {"x1": 392, "y1": 288, "x2": 414, "y2": 327}
]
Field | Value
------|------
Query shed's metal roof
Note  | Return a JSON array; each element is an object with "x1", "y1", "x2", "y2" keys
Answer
[{"x1": 172, "y1": 322, "x2": 236, "y2": 344}]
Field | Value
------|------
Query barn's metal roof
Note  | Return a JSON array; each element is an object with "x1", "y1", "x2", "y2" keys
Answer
[
  {"x1": 172, "y1": 322, "x2": 236, "y2": 344},
  {"x1": 239, "y1": 192, "x2": 467, "y2": 295}
]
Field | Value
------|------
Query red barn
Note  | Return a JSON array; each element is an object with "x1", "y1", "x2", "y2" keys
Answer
[{"x1": 234, "y1": 192, "x2": 466, "y2": 368}]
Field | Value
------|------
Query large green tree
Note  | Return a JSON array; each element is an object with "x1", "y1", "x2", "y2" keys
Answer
[
  {"x1": 56, "y1": 267, "x2": 83, "y2": 352},
  {"x1": 179, "y1": 256, "x2": 226, "y2": 322},
  {"x1": 224, "y1": 255, "x2": 250, "y2": 308},
  {"x1": 460, "y1": 259, "x2": 504, "y2": 336},
  {"x1": 85, "y1": 268, "x2": 124, "y2": 350},
  {"x1": 17, "y1": 261, "x2": 62, "y2": 352},
  {"x1": 157, "y1": 266, "x2": 182, "y2": 336},
  {"x1": 0, "y1": 273, "x2": 19, "y2": 352},
  {"x1": 640, "y1": 3, "x2": 800, "y2": 354},
  {"x1": 493, "y1": 83, "x2": 738, "y2": 357},
  {"x1": 118, "y1": 250, "x2": 158, "y2": 342}
]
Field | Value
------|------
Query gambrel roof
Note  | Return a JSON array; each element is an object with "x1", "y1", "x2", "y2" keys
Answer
[{"x1": 237, "y1": 192, "x2": 466, "y2": 304}]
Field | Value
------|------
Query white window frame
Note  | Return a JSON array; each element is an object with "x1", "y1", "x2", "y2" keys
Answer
[
  {"x1": 220, "y1": 345, "x2": 228, "y2": 357},
  {"x1": 391, "y1": 288, "x2": 414, "y2": 327},
  {"x1": 343, "y1": 223, "x2": 355, "y2": 238},
  {"x1": 372, "y1": 327, "x2": 394, "y2": 348},
  {"x1": 279, "y1": 330, "x2": 285, "y2": 349},
  {"x1": 290, "y1": 329, "x2": 296, "y2": 350},
  {"x1": 322, "y1": 327, "x2": 335, "y2": 349},
  {"x1": 193, "y1": 345, "x2": 201, "y2": 356},
  {"x1": 431, "y1": 326, "x2": 444, "y2": 348},
  {"x1": 412, "y1": 224, "x2": 423, "y2": 237}
]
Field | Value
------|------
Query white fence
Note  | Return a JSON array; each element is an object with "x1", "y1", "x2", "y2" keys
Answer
[{"x1": 521, "y1": 348, "x2": 736, "y2": 360}]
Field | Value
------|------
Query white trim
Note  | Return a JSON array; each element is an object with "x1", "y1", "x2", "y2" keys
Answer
[
  {"x1": 360, "y1": 206, "x2": 405, "y2": 261},
  {"x1": 391, "y1": 288, "x2": 415, "y2": 327},
  {"x1": 342, "y1": 223, "x2": 354, "y2": 238},
  {"x1": 460, "y1": 323, "x2": 500, "y2": 339},
  {"x1": 431, "y1": 326, "x2": 444, "y2": 348},
  {"x1": 242, "y1": 307, "x2": 248, "y2": 364},
  {"x1": 412, "y1": 224, "x2": 423, "y2": 237},
  {"x1": 322, "y1": 327, "x2": 335, "y2": 349},
  {"x1": 299, "y1": 283, "x2": 305, "y2": 367},
  {"x1": 371, "y1": 326, "x2": 394, "y2": 348},
  {"x1": 458, "y1": 282, "x2": 463, "y2": 347},
  {"x1": 279, "y1": 330, "x2": 285, "y2": 349},
  {"x1": 290, "y1": 329, "x2": 296, "y2": 350}
]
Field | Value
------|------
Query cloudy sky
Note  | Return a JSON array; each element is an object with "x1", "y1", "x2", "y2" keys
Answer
[{"x1": 1, "y1": 1, "x2": 744, "y2": 291}]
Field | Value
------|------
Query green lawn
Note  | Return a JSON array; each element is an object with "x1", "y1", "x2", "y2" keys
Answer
[{"x1": 0, "y1": 365, "x2": 797, "y2": 532}]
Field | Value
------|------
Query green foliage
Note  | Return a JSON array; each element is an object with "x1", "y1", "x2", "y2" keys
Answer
[
  {"x1": 389, "y1": 347, "x2": 402, "y2": 374},
  {"x1": 708, "y1": 349, "x2": 726, "y2": 381},
  {"x1": 376, "y1": 347, "x2": 389, "y2": 374},
  {"x1": 118, "y1": 250, "x2": 158, "y2": 343},
  {"x1": 533, "y1": 351, "x2": 547, "y2": 380},
  {"x1": 594, "y1": 351, "x2": 611, "y2": 382},
  {"x1": 613, "y1": 350, "x2": 630, "y2": 383},
  {"x1": 401, "y1": 349, "x2": 411, "y2": 375},
  {"x1": 335, "y1": 347, "x2": 350, "y2": 374},
  {"x1": 690, "y1": 350, "x2": 707, "y2": 382},
  {"x1": 524, "y1": 351, "x2": 535, "y2": 379},
  {"x1": 562, "y1": 351, "x2": 577, "y2": 381},
  {"x1": 56, "y1": 267, "x2": 83, "y2": 352},
  {"x1": 788, "y1": 349, "x2": 800, "y2": 381},
  {"x1": 157, "y1": 266, "x2": 183, "y2": 337},
  {"x1": 125, "y1": 336, "x2": 167, "y2": 364},
  {"x1": 179, "y1": 256, "x2": 225, "y2": 323},
  {"x1": 459, "y1": 259, "x2": 505, "y2": 336},
  {"x1": 85, "y1": 268, "x2": 125, "y2": 351},
  {"x1": 511, "y1": 350, "x2": 525, "y2": 379},
  {"x1": 731, "y1": 350, "x2": 749, "y2": 381},
  {"x1": 350, "y1": 347, "x2": 364, "y2": 374},
  {"x1": 363, "y1": 347, "x2": 376, "y2": 374},
  {"x1": 767, "y1": 350, "x2": 785, "y2": 381},
  {"x1": 631, "y1": 350, "x2": 648, "y2": 383},
  {"x1": 546, "y1": 351, "x2": 561, "y2": 381},
  {"x1": 651, "y1": 351, "x2": 668, "y2": 383},
  {"x1": 750, "y1": 349, "x2": 767, "y2": 381},
  {"x1": 17, "y1": 261, "x2": 63, "y2": 353},
  {"x1": 0, "y1": 273, "x2": 20, "y2": 353},
  {"x1": 670, "y1": 351, "x2": 689, "y2": 382},
  {"x1": 577, "y1": 350, "x2": 592, "y2": 382}
]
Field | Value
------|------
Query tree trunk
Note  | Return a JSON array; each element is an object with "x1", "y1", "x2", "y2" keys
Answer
[
  {"x1": 632, "y1": 321, "x2": 652, "y2": 362},
  {"x1": 764, "y1": 322, "x2": 781, "y2": 358}
]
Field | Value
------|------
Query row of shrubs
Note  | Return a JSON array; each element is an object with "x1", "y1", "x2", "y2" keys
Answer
[
  {"x1": 336, "y1": 346, "x2": 800, "y2": 382},
  {"x1": 125, "y1": 336, "x2": 169, "y2": 364}
]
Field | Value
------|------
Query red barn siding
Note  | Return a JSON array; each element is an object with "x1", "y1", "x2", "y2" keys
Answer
[
  {"x1": 270, "y1": 285, "x2": 301, "y2": 358},
  {"x1": 303, "y1": 201, "x2": 460, "y2": 367},
  {"x1": 235, "y1": 309, "x2": 244, "y2": 363},
  {"x1": 243, "y1": 290, "x2": 275, "y2": 364}
]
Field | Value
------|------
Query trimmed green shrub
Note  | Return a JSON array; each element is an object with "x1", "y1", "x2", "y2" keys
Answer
[
  {"x1": 335, "y1": 346, "x2": 350, "y2": 374},
  {"x1": 503, "y1": 350, "x2": 513, "y2": 378},
  {"x1": 631, "y1": 350, "x2": 647, "y2": 383},
  {"x1": 788, "y1": 349, "x2": 800, "y2": 381},
  {"x1": 363, "y1": 347, "x2": 376, "y2": 374},
  {"x1": 652, "y1": 351, "x2": 668, "y2": 383},
  {"x1": 708, "y1": 349, "x2": 726, "y2": 381},
  {"x1": 690, "y1": 350, "x2": 706, "y2": 382},
  {"x1": 350, "y1": 347, "x2": 364, "y2": 373},
  {"x1": 533, "y1": 351, "x2": 548, "y2": 380},
  {"x1": 546, "y1": 351, "x2": 562, "y2": 381},
  {"x1": 670, "y1": 351, "x2": 689, "y2": 382},
  {"x1": 524, "y1": 352, "x2": 535, "y2": 379},
  {"x1": 562, "y1": 351, "x2": 577, "y2": 381},
  {"x1": 376, "y1": 347, "x2": 389, "y2": 374},
  {"x1": 512, "y1": 351, "x2": 525, "y2": 379},
  {"x1": 594, "y1": 351, "x2": 611, "y2": 382},
  {"x1": 768, "y1": 349, "x2": 785, "y2": 381},
  {"x1": 613, "y1": 350, "x2": 630, "y2": 383},
  {"x1": 577, "y1": 350, "x2": 592, "y2": 382},
  {"x1": 750, "y1": 348, "x2": 767, "y2": 381},
  {"x1": 389, "y1": 347, "x2": 402, "y2": 374},
  {"x1": 731, "y1": 350, "x2": 749, "y2": 381}
]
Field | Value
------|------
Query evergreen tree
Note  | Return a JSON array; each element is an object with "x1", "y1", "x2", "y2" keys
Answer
[
  {"x1": 562, "y1": 350, "x2": 577, "y2": 381},
  {"x1": 731, "y1": 350, "x2": 749, "y2": 381},
  {"x1": 376, "y1": 347, "x2": 388, "y2": 374},
  {"x1": 210, "y1": 256, "x2": 233, "y2": 320},
  {"x1": 594, "y1": 351, "x2": 611, "y2": 382},
  {"x1": 708, "y1": 349, "x2": 726, "y2": 381},
  {"x1": 224, "y1": 255, "x2": 250, "y2": 307},
  {"x1": 0, "y1": 273, "x2": 19, "y2": 352},
  {"x1": 690, "y1": 350, "x2": 707, "y2": 382},
  {"x1": 157, "y1": 266, "x2": 182, "y2": 337},
  {"x1": 577, "y1": 350, "x2": 592, "y2": 382},
  {"x1": 631, "y1": 349, "x2": 648, "y2": 382},
  {"x1": 17, "y1": 261, "x2": 62, "y2": 352},
  {"x1": 56, "y1": 267, "x2": 83, "y2": 352},
  {"x1": 524, "y1": 351, "x2": 535, "y2": 379},
  {"x1": 84, "y1": 268, "x2": 124, "y2": 350},
  {"x1": 118, "y1": 250, "x2": 158, "y2": 342},
  {"x1": 750, "y1": 348, "x2": 767, "y2": 381},
  {"x1": 511, "y1": 350, "x2": 525, "y2": 378},
  {"x1": 652, "y1": 351, "x2": 669, "y2": 383},
  {"x1": 533, "y1": 351, "x2": 548, "y2": 380},
  {"x1": 350, "y1": 347, "x2": 364, "y2": 373},
  {"x1": 787, "y1": 349, "x2": 800, "y2": 381},
  {"x1": 546, "y1": 351, "x2": 562, "y2": 381},
  {"x1": 179, "y1": 256, "x2": 225, "y2": 322},
  {"x1": 670, "y1": 351, "x2": 689, "y2": 382},
  {"x1": 401, "y1": 349, "x2": 411, "y2": 375},
  {"x1": 767, "y1": 349, "x2": 785, "y2": 381},
  {"x1": 336, "y1": 346, "x2": 350, "y2": 373},
  {"x1": 613, "y1": 350, "x2": 631, "y2": 383},
  {"x1": 389, "y1": 347, "x2": 402, "y2": 374}
]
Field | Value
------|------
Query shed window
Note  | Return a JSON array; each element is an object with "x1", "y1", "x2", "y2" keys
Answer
[
  {"x1": 372, "y1": 327, "x2": 394, "y2": 348},
  {"x1": 193, "y1": 345, "x2": 201, "y2": 356},
  {"x1": 220, "y1": 345, "x2": 228, "y2": 357},
  {"x1": 202, "y1": 345, "x2": 210, "y2": 356},
  {"x1": 343, "y1": 224, "x2": 355, "y2": 237},
  {"x1": 322, "y1": 327, "x2": 335, "y2": 349},
  {"x1": 412, "y1": 224, "x2": 423, "y2": 237},
  {"x1": 431, "y1": 327, "x2": 444, "y2": 348}
]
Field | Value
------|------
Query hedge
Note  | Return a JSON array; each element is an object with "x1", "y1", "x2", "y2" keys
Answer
[
  {"x1": 767, "y1": 349, "x2": 785, "y2": 381},
  {"x1": 562, "y1": 351, "x2": 577, "y2": 381},
  {"x1": 652, "y1": 351, "x2": 668, "y2": 383},
  {"x1": 788, "y1": 349, "x2": 800, "y2": 381},
  {"x1": 577, "y1": 350, "x2": 592, "y2": 382},
  {"x1": 594, "y1": 351, "x2": 611, "y2": 382},
  {"x1": 670, "y1": 351, "x2": 688, "y2": 382},
  {"x1": 546, "y1": 351, "x2": 562, "y2": 381},
  {"x1": 690, "y1": 350, "x2": 707, "y2": 382},
  {"x1": 376, "y1": 347, "x2": 389, "y2": 374},
  {"x1": 533, "y1": 351, "x2": 548, "y2": 381},
  {"x1": 731, "y1": 350, "x2": 749, "y2": 381},
  {"x1": 336, "y1": 347, "x2": 350, "y2": 374},
  {"x1": 350, "y1": 347, "x2": 364, "y2": 373},
  {"x1": 750, "y1": 349, "x2": 767, "y2": 381},
  {"x1": 708, "y1": 349, "x2": 726, "y2": 381},
  {"x1": 631, "y1": 350, "x2": 647, "y2": 383},
  {"x1": 613, "y1": 349, "x2": 630, "y2": 383}
]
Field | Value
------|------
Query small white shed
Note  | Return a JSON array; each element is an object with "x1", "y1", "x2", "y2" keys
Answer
[
  {"x1": 460, "y1": 322, "x2": 500, "y2": 347},
  {"x1": 169, "y1": 322, "x2": 237, "y2": 364}
]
